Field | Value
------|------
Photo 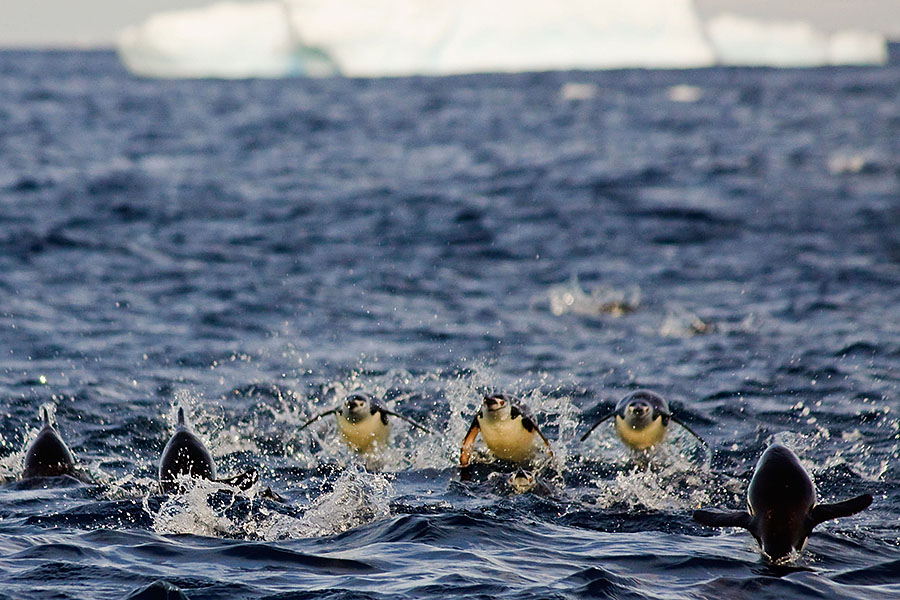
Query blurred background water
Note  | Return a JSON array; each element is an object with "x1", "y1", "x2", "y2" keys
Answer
[{"x1": 0, "y1": 48, "x2": 899, "y2": 598}]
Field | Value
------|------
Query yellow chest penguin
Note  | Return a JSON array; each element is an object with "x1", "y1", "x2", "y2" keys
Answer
[
  {"x1": 459, "y1": 394, "x2": 553, "y2": 467},
  {"x1": 337, "y1": 411, "x2": 390, "y2": 453},
  {"x1": 298, "y1": 393, "x2": 431, "y2": 456},
  {"x1": 478, "y1": 413, "x2": 538, "y2": 462},
  {"x1": 615, "y1": 414, "x2": 667, "y2": 450}
]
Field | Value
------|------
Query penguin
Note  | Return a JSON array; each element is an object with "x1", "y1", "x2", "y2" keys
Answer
[
  {"x1": 158, "y1": 407, "x2": 258, "y2": 493},
  {"x1": 508, "y1": 469, "x2": 537, "y2": 494},
  {"x1": 693, "y1": 443, "x2": 873, "y2": 562},
  {"x1": 22, "y1": 406, "x2": 76, "y2": 479},
  {"x1": 505, "y1": 468, "x2": 554, "y2": 496},
  {"x1": 580, "y1": 390, "x2": 707, "y2": 451},
  {"x1": 297, "y1": 393, "x2": 431, "y2": 454},
  {"x1": 459, "y1": 394, "x2": 553, "y2": 467}
]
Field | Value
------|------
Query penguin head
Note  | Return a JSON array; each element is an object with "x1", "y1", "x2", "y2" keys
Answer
[
  {"x1": 481, "y1": 393, "x2": 513, "y2": 421},
  {"x1": 509, "y1": 469, "x2": 536, "y2": 494},
  {"x1": 341, "y1": 393, "x2": 375, "y2": 423},
  {"x1": 617, "y1": 390, "x2": 669, "y2": 431},
  {"x1": 758, "y1": 530, "x2": 804, "y2": 565}
]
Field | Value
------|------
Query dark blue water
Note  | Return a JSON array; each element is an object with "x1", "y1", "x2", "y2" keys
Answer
[{"x1": 1, "y1": 49, "x2": 899, "y2": 599}]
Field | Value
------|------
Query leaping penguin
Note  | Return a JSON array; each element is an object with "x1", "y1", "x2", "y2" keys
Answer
[
  {"x1": 297, "y1": 392, "x2": 432, "y2": 454},
  {"x1": 22, "y1": 406, "x2": 77, "y2": 479},
  {"x1": 580, "y1": 390, "x2": 707, "y2": 451},
  {"x1": 693, "y1": 443, "x2": 872, "y2": 563},
  {"x1": 159, "y1": 407, "x2": 258, "y2": 493},
  {"x1": 459, "y1": 393, "x2": 553, "y2": 467}
]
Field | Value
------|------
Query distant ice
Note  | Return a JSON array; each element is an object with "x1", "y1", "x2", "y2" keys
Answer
[
  {"x1": 707, "y1": 14, "x2": 889, "y2": 67},
  {"x1": 116, "y1": 1, "x2": 338, "y2": 78},
  {"x1": 116, "y1": 0, "x2": 888, "y2": 78}
]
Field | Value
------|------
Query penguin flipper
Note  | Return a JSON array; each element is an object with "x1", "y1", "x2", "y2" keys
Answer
[
  {"x1": 580, "y1": 412, "x2": 615, "y2": 442},
  {"x1": 379, "y1": 407, "x2": 433, "y2": 434},
  {"x1": 809, "y1": 494, "x2": 873, "y2": 527},
  {"x1": 459, "y1": 416, "x2": 481, "y2": 467},
  {"x1": 669, "y1": 414, "x2": 709, "y2": 448},
  {"x1": 260, "y1": 486, "x2": 286, "y2": 503},
  {"x1": 216, "y1": 468, "x2": 259, "y2": 491},
  {"x1": 297, "y1": 408, "x2": 338, "y2": 432},
  {"x1": 693, "y1": 509, "x2": 753, "y2": 530},
  {"x1": 534, "y1": 424, "x2": 554, "y2": 458}
]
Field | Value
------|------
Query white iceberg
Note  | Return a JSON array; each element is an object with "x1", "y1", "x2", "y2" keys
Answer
[
  {"x1": 827, "y1": 29, "x2": 890, "y2": 65},
  {"x1": 116, "y1": 0, "x2": 716, "y2": 78},
  {"x1": 707, "y1": 14, "x2": 889, "y2": 67},
  {"x1": 115, "y1": 0, "x2": 888, "y2": 79},
  {"x1": 116, "y1": 1, "x2": 338, "y2": 78}
]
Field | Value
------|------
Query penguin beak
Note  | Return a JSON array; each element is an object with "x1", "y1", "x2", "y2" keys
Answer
[
  {"x1": 345, "y1": 395, "x2": 368, "y2": 411},
  {"x1": 484, "y1": 396, "x2": 505, "y2": 410},
  {"x1": 629, "y1": 402, "x2": 649, "y2": 418}
]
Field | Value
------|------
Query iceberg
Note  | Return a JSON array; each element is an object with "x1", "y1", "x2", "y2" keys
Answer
[
  {"x1": 116, "y1": 1, "x2": 338, "y2": 78},
  {"x1": 707, "y1": 14, "x2": 889, "y2": 67},
  {"x1": 115, "y1": 0, "x2": 888, "y2": 79}
]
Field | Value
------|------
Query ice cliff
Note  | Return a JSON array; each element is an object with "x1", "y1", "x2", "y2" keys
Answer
[{"x1": 116, "y1": 0, "x2": 888, "y2": 78}]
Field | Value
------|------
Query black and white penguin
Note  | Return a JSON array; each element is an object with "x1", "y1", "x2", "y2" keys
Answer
[
  {"x1": 580, "y1": 390, "x2": 706, "y2": 450},
  {"x1": 22, "y1": 407, "x2": 76, "y2": 479},
  {"x1": 158, "y1": 407, "x2": 258, "y2": 493},
  {"x1": 693, "y1": 443, "x2": 872, "y2": 562},
  {"x1": 297, "y1": 393, "x2": 431, "y2": 454},
  {"x1": 459, "y1": 394, "x2": 553, "y2": 467}
]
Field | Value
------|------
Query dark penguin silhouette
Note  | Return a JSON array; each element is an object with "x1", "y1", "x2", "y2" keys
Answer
[
  {"x1": 22, "y1": 407, "x2": 76, "y2": 478},
  {"x1": 158, "y1": 408, "x2": 257, "y2": 493},
  {"x1": 581, "y1": 390, "x2": 707, "y2": 451},
  {"x1": 693, "y1": 443, "x2": 873, "y2": 562}
]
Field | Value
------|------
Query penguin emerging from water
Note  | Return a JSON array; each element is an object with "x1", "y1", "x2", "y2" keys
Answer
[
  {"x1": 506, "y1": 468, "x2": 555, "y2": 496},
  {"x1": 22, "y1": 406, "x2": 77, "y2": 479},
  {"x1": 459, "y1": 394, "x2": 553, "y2": 467},
  {"x1": 297, "y1": 393, "x2": 432, "y2": 454},
  {"x1": 580, "y1": 390, "x2": 707, "y2": 451},
  {"x1": 159, "y1": 407, "x2": 258, "y2": 493},
  {"x1": 693, "y1": 443, "x2": 872, "y2": 563}
]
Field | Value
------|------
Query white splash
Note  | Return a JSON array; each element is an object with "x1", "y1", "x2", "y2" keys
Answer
[
  {"x1": 592, "y1": 460, "x2": 712, "y2": 511},
  {"x1": 827, "y1": 150, "x2": 878, "y2": 175},
  {"x1": 145, "y1": 478, "x2": 243, "y2": 537},
  {"x1": 659, "y1": 306, "x2": 756, "y2": 338},
  {"x1": 773, "y1": 425, "x2": 896, "y2": 485},
  {"x1": 582, "y1": 417, "x2": 714, "y2": 510},
  {"x1": 548, "y1": 277, "x2": 640, "y2": 318},
  {"x1": 560, "y1": 82, "x2": 599, "y2": 102},
  {"x1": 659, "y1": 306, "x2": 716, "y2": 337},
  {"x1": 667, "y1": 84, "x2": 703, "y2": 103},
  {"x1": 248, "y1": 465, "x2": 393, "y2": 540},
  {"x1": 0, "y1": 450, "x2": 24, "y2": 482}
]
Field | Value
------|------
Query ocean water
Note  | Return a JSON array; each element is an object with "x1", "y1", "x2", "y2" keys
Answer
[{"x1": 1, "y1": 49, "x2": 899, "y2": 599}]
